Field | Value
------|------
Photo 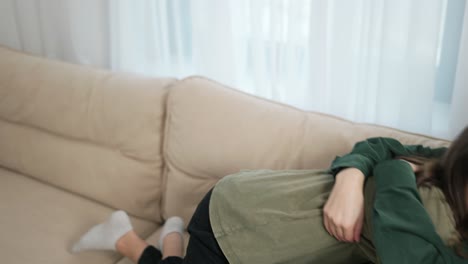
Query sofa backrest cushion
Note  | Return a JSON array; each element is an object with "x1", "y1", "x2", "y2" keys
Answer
[
  {"x1": 162, "y1": 76, "x2": 449, "y2": 223},
  {"x1": 0, "y1": 46, "x2": 175, "y2": 222}
]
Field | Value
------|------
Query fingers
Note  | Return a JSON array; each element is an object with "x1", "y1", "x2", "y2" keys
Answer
[
  {"x1": 324, "y1": 214, "x2": 340, "y2": 241},
  {"x1": 353, "y1": 220, "x2": 363, "y2": 242},
  {"x1": 323, "y1": 214, "x2": 331, "y2": 236},
  {"x1": 342, "y1": 224, "x2": 354, "y2": 242},
  {"x1": 353, "y1": 209, "x2": 364, "y2": 242},
  {"x1": 324, "y1": 213, "x2": 340, "y2": 241},
  {"x1": 324, "y1": 213, "x2": 355, "y2": 242},
  {"x1": 331, "y1": 222, "x2": 343, "y2": 241},
  {"x1": 334, "y1": 221, "x2": 353, "y2": 242}
]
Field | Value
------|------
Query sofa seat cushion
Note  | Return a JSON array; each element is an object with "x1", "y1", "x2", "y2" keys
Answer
[{"x1": 0, "y1": 167, "x2": 158, "y2": 264}]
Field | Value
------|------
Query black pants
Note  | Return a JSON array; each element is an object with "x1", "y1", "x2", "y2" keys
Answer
[{"x1": 138, "y1": 189, "x2": 229, "y2": 264}]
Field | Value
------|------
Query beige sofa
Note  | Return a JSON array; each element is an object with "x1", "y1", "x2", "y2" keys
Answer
[{"x1": 0, "y1": 46, "x2": 449, "y2": 264}]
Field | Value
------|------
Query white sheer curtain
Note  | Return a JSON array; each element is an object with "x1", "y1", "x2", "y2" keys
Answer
[
  {"x1": 1, "y1": 0, "x2": 467, "y2": 139},
  {"x1": 450, "y1": 1, "x2": 468, "y2": 139},
  {"x1": 0, "y1": 0, "x2": 110, "y2": 67}
]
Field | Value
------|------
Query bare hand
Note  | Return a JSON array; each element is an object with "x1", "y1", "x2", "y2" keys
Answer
[{"x1": 323, "y1": 168, "x2": 365, "y2": 242}]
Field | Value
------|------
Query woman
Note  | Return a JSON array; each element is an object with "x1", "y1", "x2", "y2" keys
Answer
[{"x1": 72, "y1": 126, "x2": 468, "y2": 263}]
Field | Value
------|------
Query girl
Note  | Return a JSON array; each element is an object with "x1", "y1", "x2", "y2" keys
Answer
[{"x1": 72, "y1": 126, "x2": 468, "y2": 263}]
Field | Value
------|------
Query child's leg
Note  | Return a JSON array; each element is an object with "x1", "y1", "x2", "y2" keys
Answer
[
  {"x1": 71, "y1": 210, "x2": 185, "y2": 264},
  {"x1": 116, "y1": 230, "x2": 149, "y2": 263},
  {"x1": 158, "y1": 217, "x2": 185, "y2": 259},
  {"x1": 113, "y1": 232, "x2": 183, "y2": 264},
  {"x1": 136, "y1": 217, "x2": 185, "y2": 264}
]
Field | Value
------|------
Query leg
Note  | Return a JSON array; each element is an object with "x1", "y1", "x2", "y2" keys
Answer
[
  {"x1": 138, "y1": 190, "x2": 227, "y2": 264},
  {"x1": 142, "y1": 189, "x2": 229, "y2": 263},
  {"x1": 183, "y1": 189, "x2": 229, "y2": 264},
  {"x1": 138, "y1": 245, "x2": 183, "y2": 264},
  {"x1": 116, "y1": 221, "x2": 185, "y2": 264},
  {"x1": 115, "y1": 230, "x2": 149, "y2": 263},
  {"x1": 71, "y1": 191, "x2": 226, "y2": 264},
  {"x1": 158, "y1": 216, "x2": 185, "y2": 259},
  {"x1": 162, "y1": 233, "x2": 183, "y2": 259},
  {"x1": 72, "y1": 210, "x2": 151, "y2": 262},
  {"x1": 72, "y1": 210, "x2": 184, "y2": 263},
  {"x1": 136, "y1": 218, "x2": 186, "y2": 264}
]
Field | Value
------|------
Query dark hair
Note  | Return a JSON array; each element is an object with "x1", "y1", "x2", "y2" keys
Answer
[
  {"x1": 403, "y1": 126, "x2": 468, "y2": 258},
  {"x1": 439, "y1": 126, "x2": 468, "y2": 257}
]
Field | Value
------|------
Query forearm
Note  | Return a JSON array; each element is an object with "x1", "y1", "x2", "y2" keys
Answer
[
  {"x1": 334, "y1": 168, "x2": 365, "y2": 188},
  {"x1": 324, "y1": 167, "x2": 365, "y2": 242},
  {"x1": 329, "y1": 137, "x2": 445, "y2": 179},
  {"x1": 373, "y1": 160, "x2": 450, "y2": 263}
]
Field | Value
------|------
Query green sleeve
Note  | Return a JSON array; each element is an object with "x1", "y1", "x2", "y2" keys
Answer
[
  {"x1": 373, "y1": 160, "x2": 463, "y2": 264},
  {"x1": 328, "y1": 137, "x2": 446, "y2": 178}
]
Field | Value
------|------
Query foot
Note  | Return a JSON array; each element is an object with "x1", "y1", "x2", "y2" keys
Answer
[
  {"x1": 71, "y1": 210, "x2": 133, "y2": 253},
  {"x1": 158, "y1": 216, "x2": 185, "y2": 249}
]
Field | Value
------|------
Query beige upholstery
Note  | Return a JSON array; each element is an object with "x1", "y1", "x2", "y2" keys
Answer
[
  {"x1": 0, "y1": 46, "x2": 450, "y2": 263},
  {"x1": 0, "y1": 46, "x2": 175, "y2": 221},
  {"x1": 0, "y1": 167, "x2": 157, "y2": 264}
]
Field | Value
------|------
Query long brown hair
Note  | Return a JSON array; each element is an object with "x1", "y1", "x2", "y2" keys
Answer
[{"x1": 401, "y1": 126, "x2": 468, "y2": 258}]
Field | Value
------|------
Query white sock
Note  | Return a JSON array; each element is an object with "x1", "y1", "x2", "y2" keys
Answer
[
  {"x1": 71, "y1": 210, "x2": 133, "y2": 253},
  {"x1": 158, "y1": 216, "x2": 185, "y2": 249}
]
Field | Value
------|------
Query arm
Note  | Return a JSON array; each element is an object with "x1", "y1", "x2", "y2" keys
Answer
[
  {"x1": 329, "y1": 137, "x2": 446, "y2": 179},
  {"x1": 372, "y1": 160, "x2": 458, "y2": 263},
  {"x1": 323, "y1": 167, "x2": 365, "y2": 242},
  {"x1": 324, "y1": 137, "x2": 446, "y2": 243}
]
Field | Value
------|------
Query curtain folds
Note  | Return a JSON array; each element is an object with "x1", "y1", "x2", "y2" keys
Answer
[
  {"x1": 0, "y1": 0, "x2": 466, "y2": 139},
  {"x1": 450, "y1": 1, "x2": 468, "y2": 139}
]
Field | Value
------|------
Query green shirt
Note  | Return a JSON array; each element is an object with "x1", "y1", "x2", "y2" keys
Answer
[{"x1": 330, "y1": 137, "x2": 466, "y2": 263}]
